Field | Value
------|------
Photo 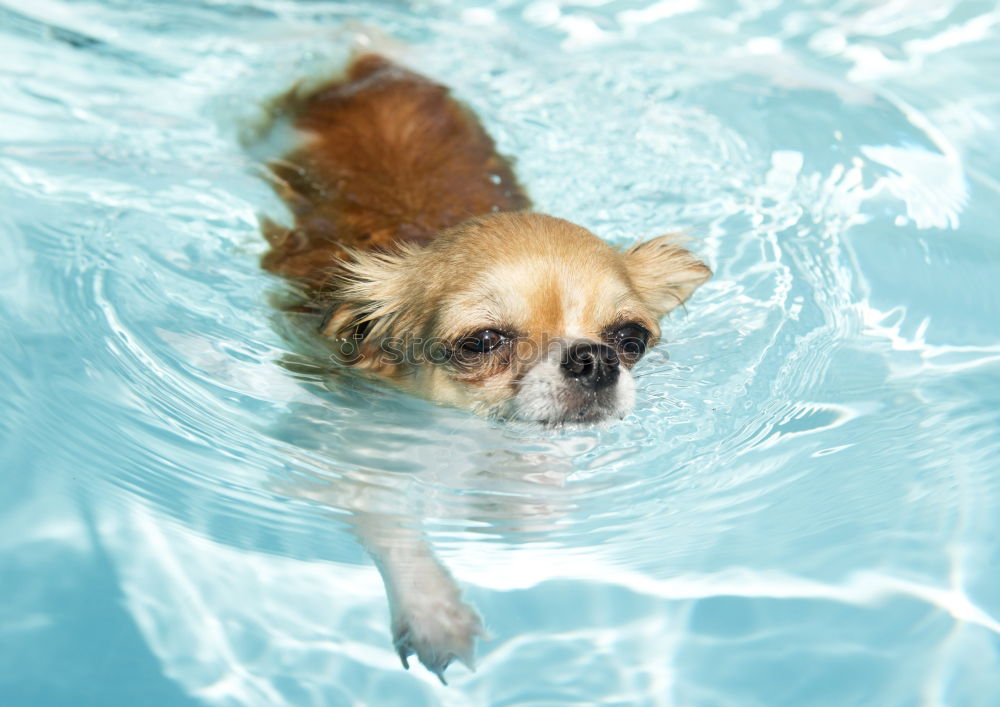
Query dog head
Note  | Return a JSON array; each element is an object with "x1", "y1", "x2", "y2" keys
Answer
[{"x1": 322, "y1": 212, "x2": 710, "y2": 424}]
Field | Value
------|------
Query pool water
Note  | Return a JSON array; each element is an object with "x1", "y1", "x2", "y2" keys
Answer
[{"x1": 2, "y1": 0, "x2": 1000, "y2": 704}]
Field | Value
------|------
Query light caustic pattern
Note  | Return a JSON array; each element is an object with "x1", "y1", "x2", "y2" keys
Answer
[{"x1": 1, "y1": 1, "x2": 999, "y2": 705}]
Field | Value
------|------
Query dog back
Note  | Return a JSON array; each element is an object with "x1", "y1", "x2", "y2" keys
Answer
[{"x1": 261, "y1": 54, "x2": 530, "y2": 291}]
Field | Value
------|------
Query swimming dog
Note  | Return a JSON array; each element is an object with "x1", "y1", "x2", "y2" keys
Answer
[{"x1": 260, "y1": 53, "x2": 710, "y2": 681}]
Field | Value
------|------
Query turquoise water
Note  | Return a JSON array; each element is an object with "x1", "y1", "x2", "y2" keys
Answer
[{"x1": 3, "y1": 0, "x2": 1000, "y2": 704}]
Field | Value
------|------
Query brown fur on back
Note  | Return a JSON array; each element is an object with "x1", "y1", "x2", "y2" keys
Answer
[{"x1": 261, "y1": 54, "x2": 531, "y2": 291}]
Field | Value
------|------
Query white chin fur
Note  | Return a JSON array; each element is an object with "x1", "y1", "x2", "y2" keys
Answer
[{"x1": 508, "y1": 358, "x2": 635, "y2": 424}]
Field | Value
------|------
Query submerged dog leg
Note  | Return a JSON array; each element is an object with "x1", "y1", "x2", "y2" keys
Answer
[{"x1": 352, "y1": 514, "x2": 484, "y2": 684}]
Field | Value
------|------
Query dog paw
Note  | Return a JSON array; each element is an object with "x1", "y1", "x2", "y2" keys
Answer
[{"x1": 392, "y1": 594, "x2": 485, "y2": 684}]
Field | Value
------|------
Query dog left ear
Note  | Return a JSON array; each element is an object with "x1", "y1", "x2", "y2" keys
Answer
[
  {"x1": 623, "y1": 234, "x2": 712, "y2": 316},
  {"x1": 318, "y1": 246, "x2": 424, "y2": 367}
]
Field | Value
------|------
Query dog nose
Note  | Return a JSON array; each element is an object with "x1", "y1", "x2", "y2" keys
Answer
[{"x1": 561, "y1": 341, "x2": 620, "y2": 390}]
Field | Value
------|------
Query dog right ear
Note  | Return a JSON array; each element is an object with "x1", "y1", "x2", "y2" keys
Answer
[
  {"x1": 319, "y1": 246, "x2": 424, "y2": 369},
  {"x1": 623, "y1": 234, "x2": 712, "y2": 317}
]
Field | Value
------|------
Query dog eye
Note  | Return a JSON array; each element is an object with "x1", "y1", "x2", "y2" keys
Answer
[
  {"x1": 608, "y1": 323, "x2": 650, "y2": 358},
  {"x1": 459, "y1": 329, "x2": 508, "y2": 354}
]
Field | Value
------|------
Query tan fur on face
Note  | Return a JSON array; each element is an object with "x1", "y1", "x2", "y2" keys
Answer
[{"x1": 321, "y1": 212, "x2": 710, "y2": 416}]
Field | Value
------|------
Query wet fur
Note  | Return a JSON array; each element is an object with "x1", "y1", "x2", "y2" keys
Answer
[
  {"x1": 258, "y1": 53, "x2": 711, "y2": 681},
  {"x1": 260, "y1": 55, "x2": 710, "y2": 416},
  {"x1": 261, "y1": 54, "x2": 529, "y2": 290}
]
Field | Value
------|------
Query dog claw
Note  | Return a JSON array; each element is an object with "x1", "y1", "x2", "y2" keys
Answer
[{"x1": 391, "y1": 597, "x2": 483, "y2": 684}]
